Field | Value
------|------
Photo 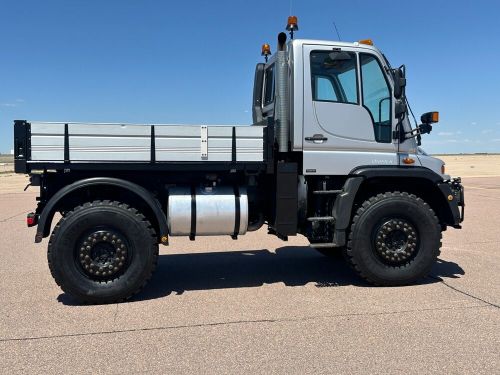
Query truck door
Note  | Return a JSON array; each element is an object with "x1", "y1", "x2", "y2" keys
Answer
[{"x1": 302, "y1": 44, "x2": 398, "y2": 175}]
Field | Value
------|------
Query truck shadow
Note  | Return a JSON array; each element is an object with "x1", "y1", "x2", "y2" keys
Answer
[
  {"x1": 132, "y1": 246, "x2": 465, "y2": 302},
  {"x1": 57, "y1": 246, "x2": 465, "y2": 305}
]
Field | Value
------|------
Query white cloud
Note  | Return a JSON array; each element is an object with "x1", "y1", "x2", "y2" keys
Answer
[
  {"x1": 481, "y1": 129, "x2": 494, "y2": 134},
  {"x1": 0, "y1": 99, "x2": 24, "y2": 108},
  {"x1": 471, "y1": 122, "x2": 477, "y2": 125},
  {"x1": 438, "y1": 131, "x2": 454, "y2": 136}
]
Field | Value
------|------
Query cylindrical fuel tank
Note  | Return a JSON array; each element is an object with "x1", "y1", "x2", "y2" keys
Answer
[{"x1": 167, "y1": 186, "x2": 248, "y2": 236}]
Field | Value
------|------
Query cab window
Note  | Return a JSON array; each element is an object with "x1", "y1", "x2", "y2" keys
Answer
[
  {"x1": 310, "y1": 51, "x2": 358, "y2": 104},
  {"x1": 360, "y1": 54, "x2": 392, "y2": 142},
  {"x1": 263, "y1": 64, "x2": 275, "y2": 107}
]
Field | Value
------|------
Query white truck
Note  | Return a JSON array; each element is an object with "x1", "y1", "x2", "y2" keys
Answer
[{"x1": 14, "y1": 18, "x2": 464, "y2": 304}]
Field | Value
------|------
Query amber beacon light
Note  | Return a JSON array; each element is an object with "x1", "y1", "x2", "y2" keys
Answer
[
  {"x1": 261, "y1": 43, "x2": 271, "y2": 62},
  {"x1": 286, "y1": 16, "x2": 299, "y2": 38}
]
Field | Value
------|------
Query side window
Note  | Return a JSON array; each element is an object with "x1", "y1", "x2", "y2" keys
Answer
[
  {"x1": 360, "y1": 54, "x2": 392, "y2": 142},
  {"x1": 310, "y1": 51, "x2": 358, "y2": 104},
  {"x1": 263, "y1": 64, "x2": 275, "y2": 107}
]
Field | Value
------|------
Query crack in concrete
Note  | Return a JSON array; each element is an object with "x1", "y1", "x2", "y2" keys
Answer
[
  {"x1": 429, "y1": 275, "x2": 500, "y2": 309},
  {"x1": 0, "y1": 303, "x2": 492, "y2": 344},
  {"x1": 0, "y1": 210, "x2": 30, "y2": 223}
]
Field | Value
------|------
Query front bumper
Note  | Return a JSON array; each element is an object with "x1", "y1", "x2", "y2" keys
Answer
[{"x1": 438, "y1": 177, "x2": 464, "y2": 228}]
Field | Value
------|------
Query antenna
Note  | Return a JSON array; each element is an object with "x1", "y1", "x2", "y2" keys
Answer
[{"x1": 333, "y1": 21, "x2": 342, "y2": 41}]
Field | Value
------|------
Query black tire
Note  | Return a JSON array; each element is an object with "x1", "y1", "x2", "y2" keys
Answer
[
  {"x1": 346, "y1": 191, "x2": 441, "y2": 286},
  {"x1": 48, "y1": 200, "x2": 158, "y2": 304}
]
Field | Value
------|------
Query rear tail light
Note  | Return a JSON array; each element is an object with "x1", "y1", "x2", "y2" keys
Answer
[{"x1": 27, "y1": 213, "x2": 37, "y2": 227}]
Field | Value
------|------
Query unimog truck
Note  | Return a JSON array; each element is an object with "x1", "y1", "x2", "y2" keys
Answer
[{"x1": 13, "y1": 18, "x2": 464, "y2": 303}]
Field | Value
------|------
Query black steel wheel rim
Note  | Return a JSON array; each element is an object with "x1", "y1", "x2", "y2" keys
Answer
[
  {"x1": 373, "y1": 218, "x2": 419, "y2": 265},
  {"x1": 76, "y1": 229, "x2": 129, "y2": 280}
]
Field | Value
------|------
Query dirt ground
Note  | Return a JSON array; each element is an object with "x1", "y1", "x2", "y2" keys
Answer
[{"x1": 438, "y1": 154, "x2": 500, "y2": 177}]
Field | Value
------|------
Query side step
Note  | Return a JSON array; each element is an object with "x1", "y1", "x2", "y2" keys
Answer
[
  {"x1": 307, "y1": 216, "x2": 335, "y2": 222},
  {"x1": 312, "y1": 190, "x2": 342, "y2": 195}
]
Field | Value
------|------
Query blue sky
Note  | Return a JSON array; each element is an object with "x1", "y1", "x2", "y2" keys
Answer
[{"x1": 1, "y1": 0, "x2": 499, "y2": 154}]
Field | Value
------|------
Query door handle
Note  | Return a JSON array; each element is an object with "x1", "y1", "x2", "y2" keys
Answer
[{"x1": 305, "y1": 134, "x2": 328, "y2": 143}]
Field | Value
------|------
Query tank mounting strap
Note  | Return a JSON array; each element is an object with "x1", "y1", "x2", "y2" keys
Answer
[
  {"x1": 232, "y1": 186, "x2": 240, "y2": 239},
  {"x1": 190, "y1": 186, "x2": 196, "y2": 241}
]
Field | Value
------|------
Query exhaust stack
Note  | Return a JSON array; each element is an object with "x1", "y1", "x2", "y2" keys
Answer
[{"x1": 275, "y1": 32, "x2": 289, "y2": 153}]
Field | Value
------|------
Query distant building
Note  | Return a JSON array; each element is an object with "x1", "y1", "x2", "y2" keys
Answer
[{"x1": 10, "y1": 149, "x2": 14, "y2": 155}]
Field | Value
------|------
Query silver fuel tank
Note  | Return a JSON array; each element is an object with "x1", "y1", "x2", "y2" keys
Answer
[{"x1": 167, "y1": 186, "x2": 248, "y2": 237}]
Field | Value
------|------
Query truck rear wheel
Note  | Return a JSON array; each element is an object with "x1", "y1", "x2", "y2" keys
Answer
[
  {"x1": 47, "y1": 200, "x2": 158, "y2": 304},
  {"x1": 346, "y1": 192, "x2": 441, "y2": 286}
]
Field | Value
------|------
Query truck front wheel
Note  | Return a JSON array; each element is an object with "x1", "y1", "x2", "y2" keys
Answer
[
  {"x1": 346, "y1": 192, "x2": 441, "y2": 286},
  {"x1": 47, "y1": 200, "x2": 158, "y2": 304}
]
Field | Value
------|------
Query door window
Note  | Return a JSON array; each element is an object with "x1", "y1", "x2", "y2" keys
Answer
[
  {"x1": 310, "y1": 51, "x2": 358, "y2": 104},
  {"x1": 360, "y1": 54, "x2": 392, "y2": 142}
]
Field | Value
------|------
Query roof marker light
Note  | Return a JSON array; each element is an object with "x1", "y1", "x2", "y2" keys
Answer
[{"x1": 359, "y1": 39, "x2": 374, "y2": 46}]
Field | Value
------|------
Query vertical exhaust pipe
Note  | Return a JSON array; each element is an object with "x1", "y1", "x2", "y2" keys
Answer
[{"x1": 275, "y1": 32, "x2": 289, "y2": 153}]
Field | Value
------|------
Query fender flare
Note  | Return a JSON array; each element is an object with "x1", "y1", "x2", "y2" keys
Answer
[
  {"x1": 332, "y1": 166, "x2": 446, "y2": 246},
  {"x1": 35, "y1": 177, "x2": 168, "y2": 243}
]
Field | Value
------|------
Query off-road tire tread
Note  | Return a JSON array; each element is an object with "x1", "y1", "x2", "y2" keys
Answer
[
  {"x1": 345, "y1": 191, "x2": 442, "y2": 286},
  {"x1": 47, "y1": 200, "x2": 158, "y2": 304}
]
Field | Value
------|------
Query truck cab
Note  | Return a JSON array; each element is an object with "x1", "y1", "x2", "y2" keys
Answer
[{"x1": 254, "y1": 38, "x2": 444, "y2": 177}]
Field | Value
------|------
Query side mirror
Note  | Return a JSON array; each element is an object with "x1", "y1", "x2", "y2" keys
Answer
[
  {"x1": 252, "y1": 63, "x2": 265, "y2": 124},
  {"x1": 392, "y1": 66, "x2": 406, "y2": 99},
  {"x1": 420, "y1": 111, "x2": 439, "y2": 124},
  {"x1": 418, "y1": 123, "x2": 433, "y2": 135},
  {"x1": 418, "y1": 112, "x2": 439, "y2": 135}
]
